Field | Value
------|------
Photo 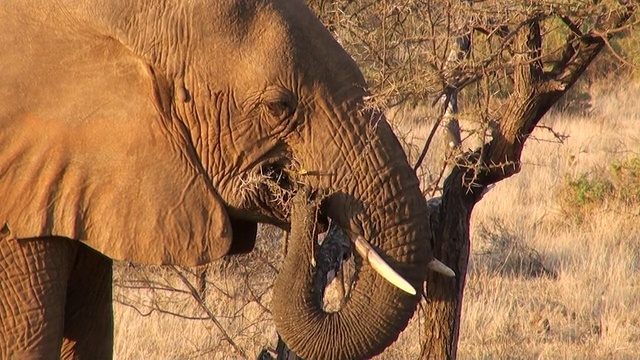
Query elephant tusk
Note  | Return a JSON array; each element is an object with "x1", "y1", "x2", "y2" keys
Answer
[
  {"x1": 428, "y1": 259, "x2": 456, "y2": 277},
  {"x1": 353, "y1": 236, "x2": 417, "y2": 295}
]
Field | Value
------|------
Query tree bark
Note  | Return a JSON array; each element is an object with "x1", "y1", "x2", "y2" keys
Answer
[{"x1": 421, "y1": 166, "x2": 482, "y2": 359}]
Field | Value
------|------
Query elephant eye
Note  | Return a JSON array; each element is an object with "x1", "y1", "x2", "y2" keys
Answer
[{"x1": 265, "y1": 99, "x2": 295, "y2": 120}]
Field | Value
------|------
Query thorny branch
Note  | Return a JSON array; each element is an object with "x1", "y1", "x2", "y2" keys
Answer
[
  {"x1": 168, "y1": 265, "x2": 248, "y2": 358},
  {"x1": 114, "y1": 239, "x2": 280, "y2": 357},
  {"x1": 414, "y1": 94, "x2": 451, "y2": 171}
]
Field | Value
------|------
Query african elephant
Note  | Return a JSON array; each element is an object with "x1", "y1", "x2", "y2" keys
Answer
[{"x1": 0, "y1": 0, "x2": 451, "y2": 359}]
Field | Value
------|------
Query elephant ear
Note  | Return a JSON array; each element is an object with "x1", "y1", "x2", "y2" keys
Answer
[{"x1": 0, "y1": 35, "x2": 236, "y2": 265}]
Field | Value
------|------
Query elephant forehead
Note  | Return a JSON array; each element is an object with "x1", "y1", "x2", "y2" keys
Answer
[
  {"x1": 187, "y1": 1, "x2": 364, "y2": 92},
  {"x1": 188, "y1": 6, "x2": 295, "y2": 85}
]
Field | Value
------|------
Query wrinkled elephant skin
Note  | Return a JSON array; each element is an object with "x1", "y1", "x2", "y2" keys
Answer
[{"x1": 0, "y1": 1, "x2": 434, "y2": 359}]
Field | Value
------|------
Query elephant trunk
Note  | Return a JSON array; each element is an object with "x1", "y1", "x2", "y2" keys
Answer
[
  {"x1": 272, "y1": 188, "x2": 421, "y2": 359},
  {"x1": 272, "y1": 109, "x2": 429, "y2": 359}
]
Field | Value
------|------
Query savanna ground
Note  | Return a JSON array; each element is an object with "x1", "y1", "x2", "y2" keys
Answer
[{"x1": 114, "y1": 81, "x2": 640, "y2": 359}]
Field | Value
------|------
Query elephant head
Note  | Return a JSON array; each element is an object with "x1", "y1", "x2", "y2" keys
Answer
[{"x1": 0, "y1": 0, "x2": 450, "y2": 358}]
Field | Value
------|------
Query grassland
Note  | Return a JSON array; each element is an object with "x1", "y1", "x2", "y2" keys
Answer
[{"x1": 113, "y1": 82, "x2": 640, "y2": 359}]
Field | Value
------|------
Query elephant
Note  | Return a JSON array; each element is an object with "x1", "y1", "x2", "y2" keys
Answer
[{"x1": 0, "y1": 0, "x2": 452, "y2": 359}]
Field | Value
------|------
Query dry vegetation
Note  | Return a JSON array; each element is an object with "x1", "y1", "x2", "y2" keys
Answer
[{"x1": 114, "y1": 82, "x2": 640, "y2": 359}]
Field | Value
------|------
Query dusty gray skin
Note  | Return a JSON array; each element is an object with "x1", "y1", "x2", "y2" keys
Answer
[{"x1": 0, "y1": 1, "x2": 434, "y2": 358}]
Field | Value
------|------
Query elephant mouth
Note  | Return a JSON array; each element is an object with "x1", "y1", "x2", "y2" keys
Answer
[{"x1": 238, "y1": 160, "x2": 297, "y2": 226}]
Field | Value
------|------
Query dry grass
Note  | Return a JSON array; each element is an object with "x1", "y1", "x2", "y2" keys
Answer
[{"x1": 113, "y1": 82, "x2": 640, "y2": 359}]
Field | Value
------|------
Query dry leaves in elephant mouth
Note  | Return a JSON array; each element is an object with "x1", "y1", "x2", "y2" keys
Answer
[
  {"x1": 239, "y1": 163, "x2": 298, "y2": 220},
  {"x1": 238, "y1": 159, "x2": 338, "y2": 228},
  {"x1": 259, "y1": 164, "x2": 296, "y2": 209}
]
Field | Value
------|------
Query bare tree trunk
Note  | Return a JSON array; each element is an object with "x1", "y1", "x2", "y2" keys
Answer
[{"x1": 421, "y1": 166, "x2": 480, "y2": 359}]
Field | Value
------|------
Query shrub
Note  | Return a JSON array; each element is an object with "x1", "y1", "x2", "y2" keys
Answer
[
  {"x1": 558, "y1": 157, "x2": 640, "y2": 223},
  {"x1": 563, "y1": 173, "x2": 614, "y2": 207},
  {"x1": 611, "y1": 157, "x2": 640, "y2": 205}
]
